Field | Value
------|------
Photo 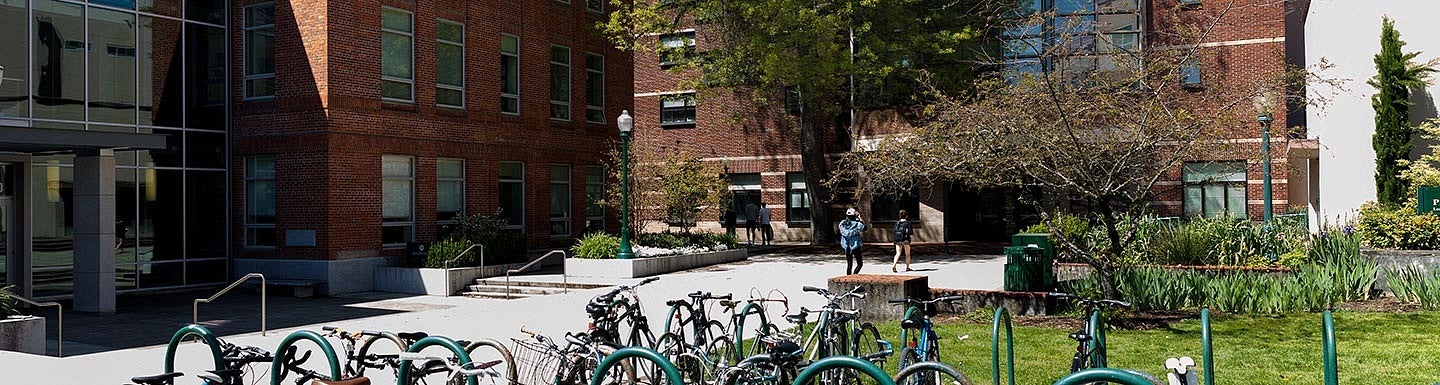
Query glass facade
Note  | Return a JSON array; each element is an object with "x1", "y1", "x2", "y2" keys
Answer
[
  {"x1": 2, "y1": 0, "x2": 229, "y2": 297},
  {"x1": 1003, "y1": 0, "x2": 1142, "y2": 78}
]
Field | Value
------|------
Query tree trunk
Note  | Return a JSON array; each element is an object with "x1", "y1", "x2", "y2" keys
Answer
[
  {"x1": 801, "y1": 116, "x2": 837, "y2": 245},
  {"x1": 1095, "y1": 205, "x2": 1124, "y2": 300}
]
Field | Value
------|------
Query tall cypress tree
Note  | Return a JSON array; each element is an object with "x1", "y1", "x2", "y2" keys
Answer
[{"x1": 1372, "y1": 16, "x2": 1435, "y2": 205}]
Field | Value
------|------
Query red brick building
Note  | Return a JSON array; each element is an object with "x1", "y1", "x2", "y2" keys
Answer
[
  {"x1": 632, "y1": 0, "x2": 1311, "y2": 243},
  {"x1": 231, "y1": 0, "x2": 631, "y2": 292}
]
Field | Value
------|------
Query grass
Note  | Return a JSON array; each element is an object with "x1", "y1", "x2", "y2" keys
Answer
[{"x1": 866, "y1": 311, "x2": 1440, "y2": 385}]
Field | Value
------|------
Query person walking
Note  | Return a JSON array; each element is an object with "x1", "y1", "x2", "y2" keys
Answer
[
  {"x1": 892, "y1": 210, "x2": 913, "y2": 272},
  {"x1": 723, "y1": 207, "x2": 737, "y2": 236},
  {"x1": 758, "y1": 203, "x2": 773, "y2": 245},
  {"x1": 839, "y1": 207, "x2": 866, "y2": 275},
  {"x1": 744, "y1": 199, "x2": 760, "y2": 246}
]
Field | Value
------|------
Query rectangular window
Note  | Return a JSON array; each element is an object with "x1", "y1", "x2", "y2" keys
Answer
[
  {"x1": 437, "y1": 20, "x2": 465, "y2": 108},
  {"x1": 243, "y1": 3, "x2": 276, "y2": 99},
  {"x1": 871, "y1": 193, "x2": 921, "y2": 222},
  {"x1": 1180, "y1": 59, "x2": 1202, "y2": 89},
  {"x1": 550, "y1": 164, "x2": 573, "y2": 236},
  {"x1": 729, "y1": 173, "x2": 762, "y2": 223},
  {"x1": 382, "y1": 155, "x2": 415, "y2": 246},
  {"x1": 550, "y1": 45, "x2": 572, "y2": 121},
  {"x1": 660, "y1": 93, "x2": 697, "y2": 127},
  {"x1": 659, "y1": 31, "x2": 696, "y2": 67},
  {"x1": 437, "y1": 158, "x2": 465, "y2": 222},
  {"x1": 786, "y1": 173, "x2": 810, "y2": 223},
  {"x1": 381, "y1": 7, "x2": 414, "y2": 102},
  {"x1": 501, "y1": 34, "x2": 521, "y2": 114},
  {"x1": 784, "y1": 87, "x2": 802, "y2": 116},
  {"x1": 1002, "y1": 0, "x2": 1143, "y2": 76},
  {"x1": 245, "y1": 156, "x2": 277, "y2": 247},
  {"x1": 585, "y1": 166, "x2": 605, "y2": 233},
  {"x1": 499, "y1": 162, "x2": 526, "y2": 229},
  {"x1": 1183, "y1": 162, "x2": 1247, "y2": 218},
  {"x1": 585, "y1": 53, "x2": 605, "y2": 123},
  {"x1": 587, "y1": 0, "x2": 603, "y2": 12}
]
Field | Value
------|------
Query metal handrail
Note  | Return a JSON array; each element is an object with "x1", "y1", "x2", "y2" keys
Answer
[
  {"x1": 7, "y1": 292, "x2": 62, "y2": 357},
  {"x1": 506, "y1": 250, "x2": 567, "y2": 299},
  {"x1": 193, "y1": 273, "x2": 266, "y2": 336},
  {"x1": 443, "y1": 244, "x2": 484, "y2": 297}
]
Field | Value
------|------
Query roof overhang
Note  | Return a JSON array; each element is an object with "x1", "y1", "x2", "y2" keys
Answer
[{"x1": 0, "y1": 124, "x2": 169, "y2": 154}]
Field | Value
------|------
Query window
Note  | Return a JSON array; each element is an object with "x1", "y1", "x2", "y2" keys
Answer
[
  {"x1": 381, "y1": 7, "x2": 414, "y2": 102},
  {"x1": 729, "y1": 174, "x2": 762, "y2": 223},
  {"x1": 786, "y1": 173, "x2": 810, "y2": 223},
  {"x1": 587, "y1": 0, "x2": 603, "y2": 12},
  {"x1": 1183, "y1": 162, "x2": 1247, "y2": 218},
  {"x1": 501, "y1": 34, "x2": 520, "y2": 114},
  {"x1": 585, "y1": 166, "x2": 605, "y2": 233},
  {"x1": 438, "y1": 158, "x2": 465, "y2": 222},
  {"x1": 551, "y1": 165, "x2": 573, "y2": 236},
  {"x1": 871, "y1": 193, "x2": 921, "y2": 222},
  {"x1": 660, "y1": 93, "x2": 697, "y2": 127},
  {"x1": 437, "y1": 20, "x2": 465, "y2": 108},
  {"x1": 243, "y1": 3, "x2": 276, "y2": 99},
  {"x1": 499, "y1": 162, "x2": 525, "y2": 229},
  {"x1": 550, "y1": 45, "x2": 572, "y2": 121},
  {"x1": 585, "y1": 53, "x2": 605, "y2": 123},
  {"x1": 245, "y1": 156, "x2": 276, "y2": 247},
  {"x1": 1181, "y1": 59, "x2": 1202, "y2": 89},
  {"x1": 785, "y1": 88, "x2": 803, "y2": 116},
  {"x1": 382, "y1": 155, "x2": 415, "y2": 245},
  {"x1": 1002, "y1": 0, "x2": 1142, "y2": 76},
  {"x1": 659, "y1": 31, "x2": 696, "y2": 67}
]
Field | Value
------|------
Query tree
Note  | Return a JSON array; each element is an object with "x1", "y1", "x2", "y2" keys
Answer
[
  {"x1": 1400, "y1": 119, "x2": 1440, "y2": 189},
  {"x1": 836, "y1": 1, "x2": 1326, "y2": 299},
  {"x1": 603, "y1": 140, "x2": 731, "y2": 235},
  {"x1": 599, "y1": 0, "x2": 1005, "y2": 244},
  {"x1": 1371, "y1": 16, "x2": 1436, "y2": 205}
]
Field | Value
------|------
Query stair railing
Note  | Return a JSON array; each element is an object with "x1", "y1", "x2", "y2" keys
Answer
[
  {"x1": 443, "y1": 244, "x2": 484, "y2": 297},
  {"x1": 194, "y1": 273, "x2": 266, "y2": 336},
  {"x1": 8, "y1": 292, "x2": 62, "y2": 357},
  {"x1": 506, "y1": 250, "x2": 567, "y2": 299}
]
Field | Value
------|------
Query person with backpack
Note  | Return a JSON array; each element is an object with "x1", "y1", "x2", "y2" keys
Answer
[
  {"x1": 839, "y1": 207, "x2": 867, "y2": 275},
  {"x1": 892, "y1": 209, "x2": 913, "y2": 272}
]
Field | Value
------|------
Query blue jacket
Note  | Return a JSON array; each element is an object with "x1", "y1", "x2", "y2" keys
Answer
[{"x1": 839, "y1": 219, "x2": 865, "y2": 251}]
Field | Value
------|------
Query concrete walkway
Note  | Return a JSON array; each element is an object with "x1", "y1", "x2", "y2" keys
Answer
[{"x1": 1, "y1": 250, "x2": 1003, "y2": 384}]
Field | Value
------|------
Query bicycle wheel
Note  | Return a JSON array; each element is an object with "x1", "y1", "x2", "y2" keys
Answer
[
  {"x1": 463, "y1": 338, "x2": 518, "y2": 385},
  {"x1": 893, "y1": 361, "x2": 973, "y2": 385},
  {"x1": 817, "y1": 322, "x2": 848, "y2": 359},
  {"x1": 356, "y1": 332, "x2": 407, "y2": 380},
  {"x1": 722, "y1": 355, "x2": 795, "y2": 385},
  {"x1": 707, "y1": 335, "x2": 738, "y2": 370},
  {"x1": 897, "y1": 347, "x2": 921, "y2": 377},
  {"x1": 654, "y1": 333, "x2": 702, "y2": 384},
  {"x1": 850, "y1": 323, "x2": 888, "y2": 363}
]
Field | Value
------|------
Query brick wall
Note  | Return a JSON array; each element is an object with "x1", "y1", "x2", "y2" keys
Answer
[{"x1": 232, "y1": 0, "x2": 633, "y2": 261}]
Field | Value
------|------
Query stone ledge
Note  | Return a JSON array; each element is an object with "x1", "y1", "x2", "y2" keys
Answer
[
  {"x1": 566, "y1": 249, "x2": 748, "y2": 278},
  {"x1": 827, "y1": 274, "x2": 929, "y2": 322},
  {"x1": 929, "y1": 288, "x2": 1052, "y2": 316}
]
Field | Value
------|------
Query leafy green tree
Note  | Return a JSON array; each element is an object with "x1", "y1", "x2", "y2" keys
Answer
[
  {"x1": 599, "y1": 0, "x2": 1006, "y2": 243},
  {"x1": 604, "y1": 141, "x2": 730, "y2": 235},
  {"x1": 1371, "y1": 16, "x2": 1436, "y2": 205}
]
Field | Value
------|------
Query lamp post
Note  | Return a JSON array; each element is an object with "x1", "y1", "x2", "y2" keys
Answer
[
  {"x1": 1253, "y1": 88, "x2": 1276, "y2": 223},
  {"x1": 616, "y1": 110, "x2": 636, "y2": 260}
]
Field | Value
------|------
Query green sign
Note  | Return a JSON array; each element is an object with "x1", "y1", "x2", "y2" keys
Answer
[{"x1": 1419, "y1": 187, "x2": 1440, "y2": 215}]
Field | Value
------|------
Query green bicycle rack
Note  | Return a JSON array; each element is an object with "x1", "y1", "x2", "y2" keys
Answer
[
  {"x1": 791, "y1": 356, "x2": 897, "y2": 385},
  {"x1": 1087, "y1": 308, "x2": 1108, "y2": 369},
  {"x1": 590, "y1": 347, "x2": 685, "y2": 385},
  {"x1": 1322, "y1": 310, "x2": 1338, "y2": 385},
  {"x1": 396, "y1": 335, "x2": 480, "y2": 385},
  {"x1": 1051, "y1": 368, "x2": 1157, "y2": 385},
  {"x1": 732, "y1": 301, "x2": 773, "y2": 360},
  {"x1": 163, "y1": 324, "x2": 226, "y2": 374},
  {"x1": 269, "y1": 330, "x2": 342, "y2": 385},
  {"x1": 1200, "y1": 308, "x2": 1214, "y2": 385},
  {"x1": 991, "y1": 307, "x2": 1015, "y2": 385}
]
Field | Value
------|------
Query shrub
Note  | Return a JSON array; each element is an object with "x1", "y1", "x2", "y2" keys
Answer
[
  {"x1": 637, "y1": 232, "x2": 690, "y2": 249},
  {"x1": 0, "y1": 286, "x2": 17, "y2": 317},
  {"x1": 573, "y1": 232, "x2": 622, "y2": 259},
  {"x1": 1356, "y1": 202, "x2": 1440, "y2": 250},
  {"x1": 703, "y1": 232, "x2": 739, "y2": 249},
  {"x1": 442, "y1": 211, "x2": 529, "y2": 264},
  {"x1": 423, "y1": 238, "x2": 474, "y2": 268}
]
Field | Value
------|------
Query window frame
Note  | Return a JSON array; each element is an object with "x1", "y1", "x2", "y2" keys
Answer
[
  {"x1": 437, "y1": 158, "x2": 466, "y2": 224},
  {"x1": 1001, "y1": 0, "x2": 1144, "y2": 76},
  {"x1": 585, "y1": 53, "x2": 605, "y2": 124},
  {"x1": 380, "y1": 6, "x2": 415, "y2": 103},
  {"x1": 550, "y1": 164, "x2": 573, "y2": 237},
  {"x1": 785, "y1": 172, "x2": 810, "y2": 224},
  {"x1": 1182, "y1": 161, "x2": 1248, "y2": 218},
  {"x1": 550, "y1": 45, "x2": 572, "y2": 121},
  {"x1": 242, "y1": 2, "x2": 276, "y2": 100},
  {"x1": 659, "y1": 92, "x2": 698, "y2": 128},
  {"x1": 1180, "y1": 59, "x2": 1203, "y2": 89},
  {"x1": 586, "y1": 0, "x2": 603, "y2": 13},
  {"x1": 382, "y1": 155, "x2": 416, "y2": 247},
  {"x1": 658, "y1": 31, "x2": 697, "y2": 67},
  {"x1": 500, "y1": 34, "x2": 521, "y2": 115},
  {"x1": 499, "y1": 161, "x2": 526, "y2": 230},
  {"x1": 436, "y1": 19, "x2": 466, "y2": 109},
  {"x1": 244, "y1": 155, "x2": 277, "y2": 248}
]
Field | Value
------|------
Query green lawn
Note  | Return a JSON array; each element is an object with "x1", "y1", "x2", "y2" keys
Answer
[{"x1": 867, "y1": 311, "x2": 1440, "y2": 385}]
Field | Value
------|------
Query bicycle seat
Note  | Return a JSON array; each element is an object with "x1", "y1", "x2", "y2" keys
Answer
[
  {"x1": 688, "y1": 291, "x2": 709, "y2": 299},
  {"x1": 666, "y1": 299, "x2": 687, "y2": 307},
  {"x1": 586, "y1": 302, "x2": 610, "y2": 316},
  {"x1": 769, "y1": 340, "x2": 803, "y2": 358},
  {"x1": 311, "y1": 378, "x2": 372, "y2": 385},
  {"x1": 130, "y1": 372, "x2": 183, "y2": 385},
  {"x1": 900, "y1": 318, "x2": 923, "y2": 329},
  {"x1": 1068, "y1": 332, "x2": 1092, "y2": 342},
  {"x1": 784, "y1": 313, "x2": 808, "y2": 324},
  {"x1": 397, "y1": 331, "x2": 429, "y2": 341},
  {"x1": 718, "y1": 300, "x2": 737, "y2": 308}
]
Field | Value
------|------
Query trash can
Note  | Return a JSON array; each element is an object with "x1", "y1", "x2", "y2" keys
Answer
[
  {"x1": 1003, "y1": 246, "x2": 1031, "y2": 291},
  {"x1": 1004, "y1": 235, "x2": 1055, "y2": 292}
]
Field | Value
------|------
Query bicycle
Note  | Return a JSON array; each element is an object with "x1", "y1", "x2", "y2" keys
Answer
[
  {"x1": 889, "y1": 295, "x2": 963, "y2": 384},
  {"x1": 396, "y1": 352, "x2": 505, "y2": 385},
  {"x1": 1049, "y1": 292, "x2": 1132, "y2": 373},
  {"x1": 723, "y1": 285, "x2": 889, "y2": 385},
  {"x1": 511, "y1": 325, "x2": 635, "y2": 385},
  {"x1": 588, "y1": 277, "x2": 661, "y2": 348},
  {"x1": 320, "y1": 326, "x2": 515, "y2": 385},
  {"x1": 129, "y1": 336, "x2": 318, "y2": 385},
  {"x1": 719, "y1": 288, "x2": 789, "y2": 360}
]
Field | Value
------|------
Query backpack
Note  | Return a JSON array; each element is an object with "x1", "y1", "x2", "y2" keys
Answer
[{"x1": 894, "y1": 220, "x2": 911, "y2": 239}]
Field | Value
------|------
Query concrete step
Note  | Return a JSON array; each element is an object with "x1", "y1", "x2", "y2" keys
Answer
[
  {"x1": 460, "y1": 291, "x2": 534, "y2": 300},
  {"x1": 473, "y1": 279, "x2": 609, "y2": 290},
  {"x1": 464, "y1": 284, "x2": 571, "y2": 295}
]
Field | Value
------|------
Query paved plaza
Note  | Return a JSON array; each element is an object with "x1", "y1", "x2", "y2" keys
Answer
[{"x1": 0, "y1": 248, "x2": 1003, "y2": 384}]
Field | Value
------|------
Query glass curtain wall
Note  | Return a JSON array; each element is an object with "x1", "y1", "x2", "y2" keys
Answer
[{"x1": 6, "y1": 0, "x2": 229, "y2": 297}]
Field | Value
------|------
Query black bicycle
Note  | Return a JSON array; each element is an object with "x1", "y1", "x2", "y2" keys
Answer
[
  {"x1": 129, "y1": 337, "x2": 322, "y2": 385},
  {"x1": 1049, "y1": 292, "x2": 1131, "y2": 373},
  {"x1": 588, "y1": 277, "x2": 662, "y2": 348}
]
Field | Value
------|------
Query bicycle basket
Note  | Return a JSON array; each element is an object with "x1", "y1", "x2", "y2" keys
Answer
[{"x1": 510, "y1": 338, "x2": 571, "y2": 385}]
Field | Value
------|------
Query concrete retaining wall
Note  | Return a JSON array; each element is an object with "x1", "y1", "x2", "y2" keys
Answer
[
  {"x1": 1362, "y1": 248, "x2": 1440, "y2": 292},
  {"x1": 827, "y1": 275, "x2": 929, "y2": 322},
  {"x1": 234, "y1": 257, "x2": 392, "y2": 295},
  {"x1": 566, "y1": 249, "x2": 747, "y2": 278},
  {"x1": 929, "y1": 288, "x2": 1051, "y2": 316},
  {"x1": 0, "y1": 316, "x2": 45, "y2": 355},
  {"x1": 373, "y1": 264, "x2": 524, "y2": 295}
]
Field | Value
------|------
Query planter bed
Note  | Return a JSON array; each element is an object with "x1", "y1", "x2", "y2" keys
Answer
[
  {"x1": 374, "y1": 263, "x2": 528, "y2": 296},
  {"x1": 566, "y1": 249, "x2": 748, "y2": 278},
  {"x1": 0, "y1": 315, "x2": 45, "y2": 355}
]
